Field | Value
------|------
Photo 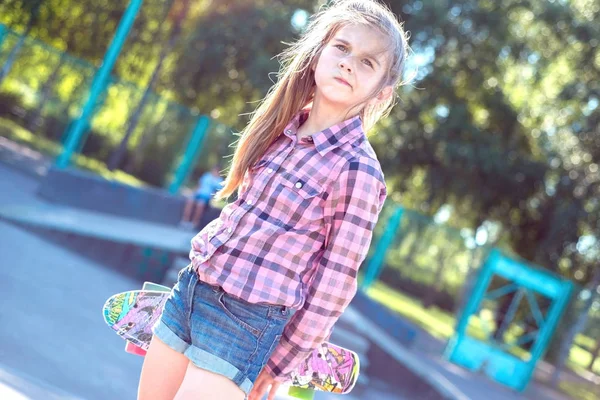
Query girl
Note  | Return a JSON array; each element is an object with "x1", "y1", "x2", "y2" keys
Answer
[{"x1": 138, "y1": 1, "x2": 410, "y2": 399}]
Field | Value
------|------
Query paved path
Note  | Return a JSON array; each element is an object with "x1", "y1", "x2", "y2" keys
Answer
[
  {"x1": 0, "y1": 162, "x2": 142, "y2": 399},
  {"x1": 0, "y1": 215, "x2": 144, "y2": 399}
]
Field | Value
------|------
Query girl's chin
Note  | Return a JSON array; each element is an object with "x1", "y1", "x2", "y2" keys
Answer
[{"x1": 314, "y1": 91, "x2": 352, "y2": 107}]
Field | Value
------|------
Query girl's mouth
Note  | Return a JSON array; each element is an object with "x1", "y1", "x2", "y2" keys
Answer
[{"x1": 334, "y1": 77, "x2": 352, "y2": 88}]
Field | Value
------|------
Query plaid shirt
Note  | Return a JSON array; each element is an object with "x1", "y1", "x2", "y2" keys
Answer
[{"x1": 190, "y1": 110, "x2": 387, "y2": 380}]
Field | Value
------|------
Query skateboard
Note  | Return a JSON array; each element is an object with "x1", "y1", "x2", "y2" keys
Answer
[{"x1": 102, "y1": 285, "x2": 360, "y2": 396}]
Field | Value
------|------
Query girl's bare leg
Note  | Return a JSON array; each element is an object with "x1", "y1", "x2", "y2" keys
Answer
[
  {"x1": 138, "y1": 336, "x2": 189, "y2": 400},
  {"x1": 174, "y1": 362, "x2": 245, "y2": 400}
]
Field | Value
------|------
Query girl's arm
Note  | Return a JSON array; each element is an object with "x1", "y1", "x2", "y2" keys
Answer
[{"x1": 264, "y1": 159, "x2": 387, "y2": 381}]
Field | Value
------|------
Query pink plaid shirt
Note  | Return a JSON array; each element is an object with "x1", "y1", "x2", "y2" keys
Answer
[{"x1": 190, "y1": 110, "x2": 387, "y2": 380}]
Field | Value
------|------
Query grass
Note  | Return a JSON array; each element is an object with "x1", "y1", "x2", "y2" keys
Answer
[
  {"x1": 365, "y1": 280, "x2": 600, "y2": 376},
  {"x1": 0, "y1": 117, "x2": 145, "y2": 187},
  {"x1": 366, "y1": 280, "x2": 457, "y2": 340},
  {"x1": 559, "y1": 381, "x2": 599, "y2": 400},
  {"x1": 364, "y1": 280, "x2": 506, "y2": 343}
]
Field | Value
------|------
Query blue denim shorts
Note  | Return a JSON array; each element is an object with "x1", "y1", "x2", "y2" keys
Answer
[{"x1": 152, "y1": 265, "x2": 292, "y2": 395}]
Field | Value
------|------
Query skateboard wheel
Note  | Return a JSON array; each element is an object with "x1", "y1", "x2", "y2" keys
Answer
[{"x1": 288, "y1": 386, "x2": 315, "y2": 399}]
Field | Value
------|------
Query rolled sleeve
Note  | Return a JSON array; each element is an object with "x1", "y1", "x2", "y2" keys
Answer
[{"x1": 264, "y1": 160, "x2": 386, "y2": 381}]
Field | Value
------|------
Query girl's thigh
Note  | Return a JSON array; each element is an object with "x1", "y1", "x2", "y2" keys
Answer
[
  {"x1": 174, "y1": 362, "x2": 245, "y2": 400},
  {"x1": 138, "y1": 336, "x2": 189, "y2": 400}
]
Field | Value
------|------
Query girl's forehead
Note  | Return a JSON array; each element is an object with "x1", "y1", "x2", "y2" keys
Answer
[{"x1": 332, "y1": 24, "x2": 392, "y2": 59}]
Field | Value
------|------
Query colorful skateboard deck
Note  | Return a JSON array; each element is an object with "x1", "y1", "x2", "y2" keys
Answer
[
  {"x1": 103, "y1": 288, "x2": 360, "y2": 394},
  {"x1": 123, "y1": 282, "x2": 170, "y2": 355}
]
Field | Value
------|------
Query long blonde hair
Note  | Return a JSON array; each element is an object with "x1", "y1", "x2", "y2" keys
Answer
[{"x1": 216, "y1": 0, "x2": 410, "y2": 199}]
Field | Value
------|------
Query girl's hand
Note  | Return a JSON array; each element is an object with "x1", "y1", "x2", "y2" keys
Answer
[{"x1": 248, "y1": 368, "x2": 281, "y2": 400}]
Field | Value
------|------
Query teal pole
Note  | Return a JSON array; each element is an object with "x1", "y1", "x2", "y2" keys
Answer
[
  {"x1": 0, "y1": 24, "x2": 6, "y2": 50},
  {"x1": 454, "y1": 249, "x2": 498, "y2": 335},
  {"x1": 360, "y1": 205, "x2": 404, "y2": 291},
  {"x1": 519, "y1": 280, "x2": 573, "y2": 391},
  {"x1": 55, "y1": 0, "x2": 144, "y2": 168},
  {"x1": 168, "y1": 115, "x2": 211, "y2": 194}
]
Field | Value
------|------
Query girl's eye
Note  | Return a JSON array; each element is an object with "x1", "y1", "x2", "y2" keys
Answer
[
  {"x1": 335, "y1": 44, "x2": 347, "y2": 52},
  {"x1": 363, "y1": 59, "x2": 374, "y2": 68}
]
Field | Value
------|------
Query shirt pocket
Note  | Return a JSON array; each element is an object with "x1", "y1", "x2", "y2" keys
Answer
[
  {"x1": 272, "y1": 170, "x2": 325, "y2": 232},
  {"x1": 278, "y1": 170, "x2": 323, "y2": 199}
]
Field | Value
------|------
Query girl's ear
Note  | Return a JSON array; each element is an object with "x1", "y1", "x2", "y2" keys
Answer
[
  {"x1": 374, "y1": 85, "x2": 394, "y2": 103},
  {"x1": 367, "y1": 85, "x2": 393, "y2": 108}
]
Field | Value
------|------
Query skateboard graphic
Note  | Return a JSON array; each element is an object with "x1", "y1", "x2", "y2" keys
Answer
[{"x1": 102, "y1": 283, "x2": 360, "y2": 396}]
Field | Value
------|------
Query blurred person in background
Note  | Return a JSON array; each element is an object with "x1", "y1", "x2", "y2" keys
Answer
[{"x1": 179, "y1": 165, "x2": 223, "y2": 229}]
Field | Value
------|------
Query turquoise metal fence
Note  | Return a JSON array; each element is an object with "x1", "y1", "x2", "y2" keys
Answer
[
  {"x1": 0, "y1": 23, "x2": 232, "y2": 190},
  {"x1": 445, "y1": 249, "x2": 573, "y2": 391},
  {"x1": 56, "y1": 0, "x2": 145, "y2": 168}
]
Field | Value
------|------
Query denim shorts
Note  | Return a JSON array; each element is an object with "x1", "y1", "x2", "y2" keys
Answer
[{"x1": 152, "y1": 264, "x2": 292, "y2": 395}]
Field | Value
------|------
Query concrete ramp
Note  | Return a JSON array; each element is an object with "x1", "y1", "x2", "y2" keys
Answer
[{"x1": 0, "y1": 220, "x2": 144, "y2": 399}]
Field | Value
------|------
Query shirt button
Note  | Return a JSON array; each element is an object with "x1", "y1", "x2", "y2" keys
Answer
[
  {"x1": 227, "y1": 227, "x2": 233, "y2": 233},
  {"x1": 286, "y1": 129, "x2": 292, "y2": 134},
  {"x1": 295, "y1": 182, "x2": 303, "y2": 189},
  {"x1": 267, "y1": 168, "x2": 274, "y2": 174}
]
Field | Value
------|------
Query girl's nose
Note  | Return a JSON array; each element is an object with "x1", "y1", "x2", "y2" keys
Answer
[{"x1": 339, "y1": 59, "x2": 352, "y2": 73}]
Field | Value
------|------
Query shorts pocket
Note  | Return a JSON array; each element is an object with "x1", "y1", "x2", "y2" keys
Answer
[
  {"x1": 262, "y1": 334, "x2": 282, "y2": 365},
  {"x1": 216, "y1": 292, "x2": 265, "y2": 338}
]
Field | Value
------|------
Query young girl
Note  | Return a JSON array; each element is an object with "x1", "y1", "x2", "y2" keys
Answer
[{"x1": 138, "y1": 1, "x2": 409, "y2": 399}]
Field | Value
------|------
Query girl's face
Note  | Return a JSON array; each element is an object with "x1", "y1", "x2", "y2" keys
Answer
[{"x1": 313, "y1": 24, "x2": 392, "y2": 114}]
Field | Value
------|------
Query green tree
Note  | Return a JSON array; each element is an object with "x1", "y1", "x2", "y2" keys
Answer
[
  {"x1": 170, "y1": 0, "x2": 316, "y2": 128},
  {"x1": 374, "y1": 0, "x2": 598, "y2": 368},
  {"x1": 375, "y1": 0, "x2": 598, "y2": 285},
  {"x1": 107, "y1": 0, "x2": 189, "y2": 171},
  {"x1": 0, "y1": 0, "x2": 44, "y2": 84}
]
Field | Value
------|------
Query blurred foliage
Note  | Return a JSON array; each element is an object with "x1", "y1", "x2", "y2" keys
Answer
[
  {"x1": 0, "y1": 0, "x2": 598, "y2": 336},
  {"x1": 375, "y1": 0, "x2": 599, "y2": 288}
]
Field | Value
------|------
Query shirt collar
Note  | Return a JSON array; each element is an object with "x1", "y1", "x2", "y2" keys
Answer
[{"x1": 283, "y1": 109, "x2": 365, "y2": 156}]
